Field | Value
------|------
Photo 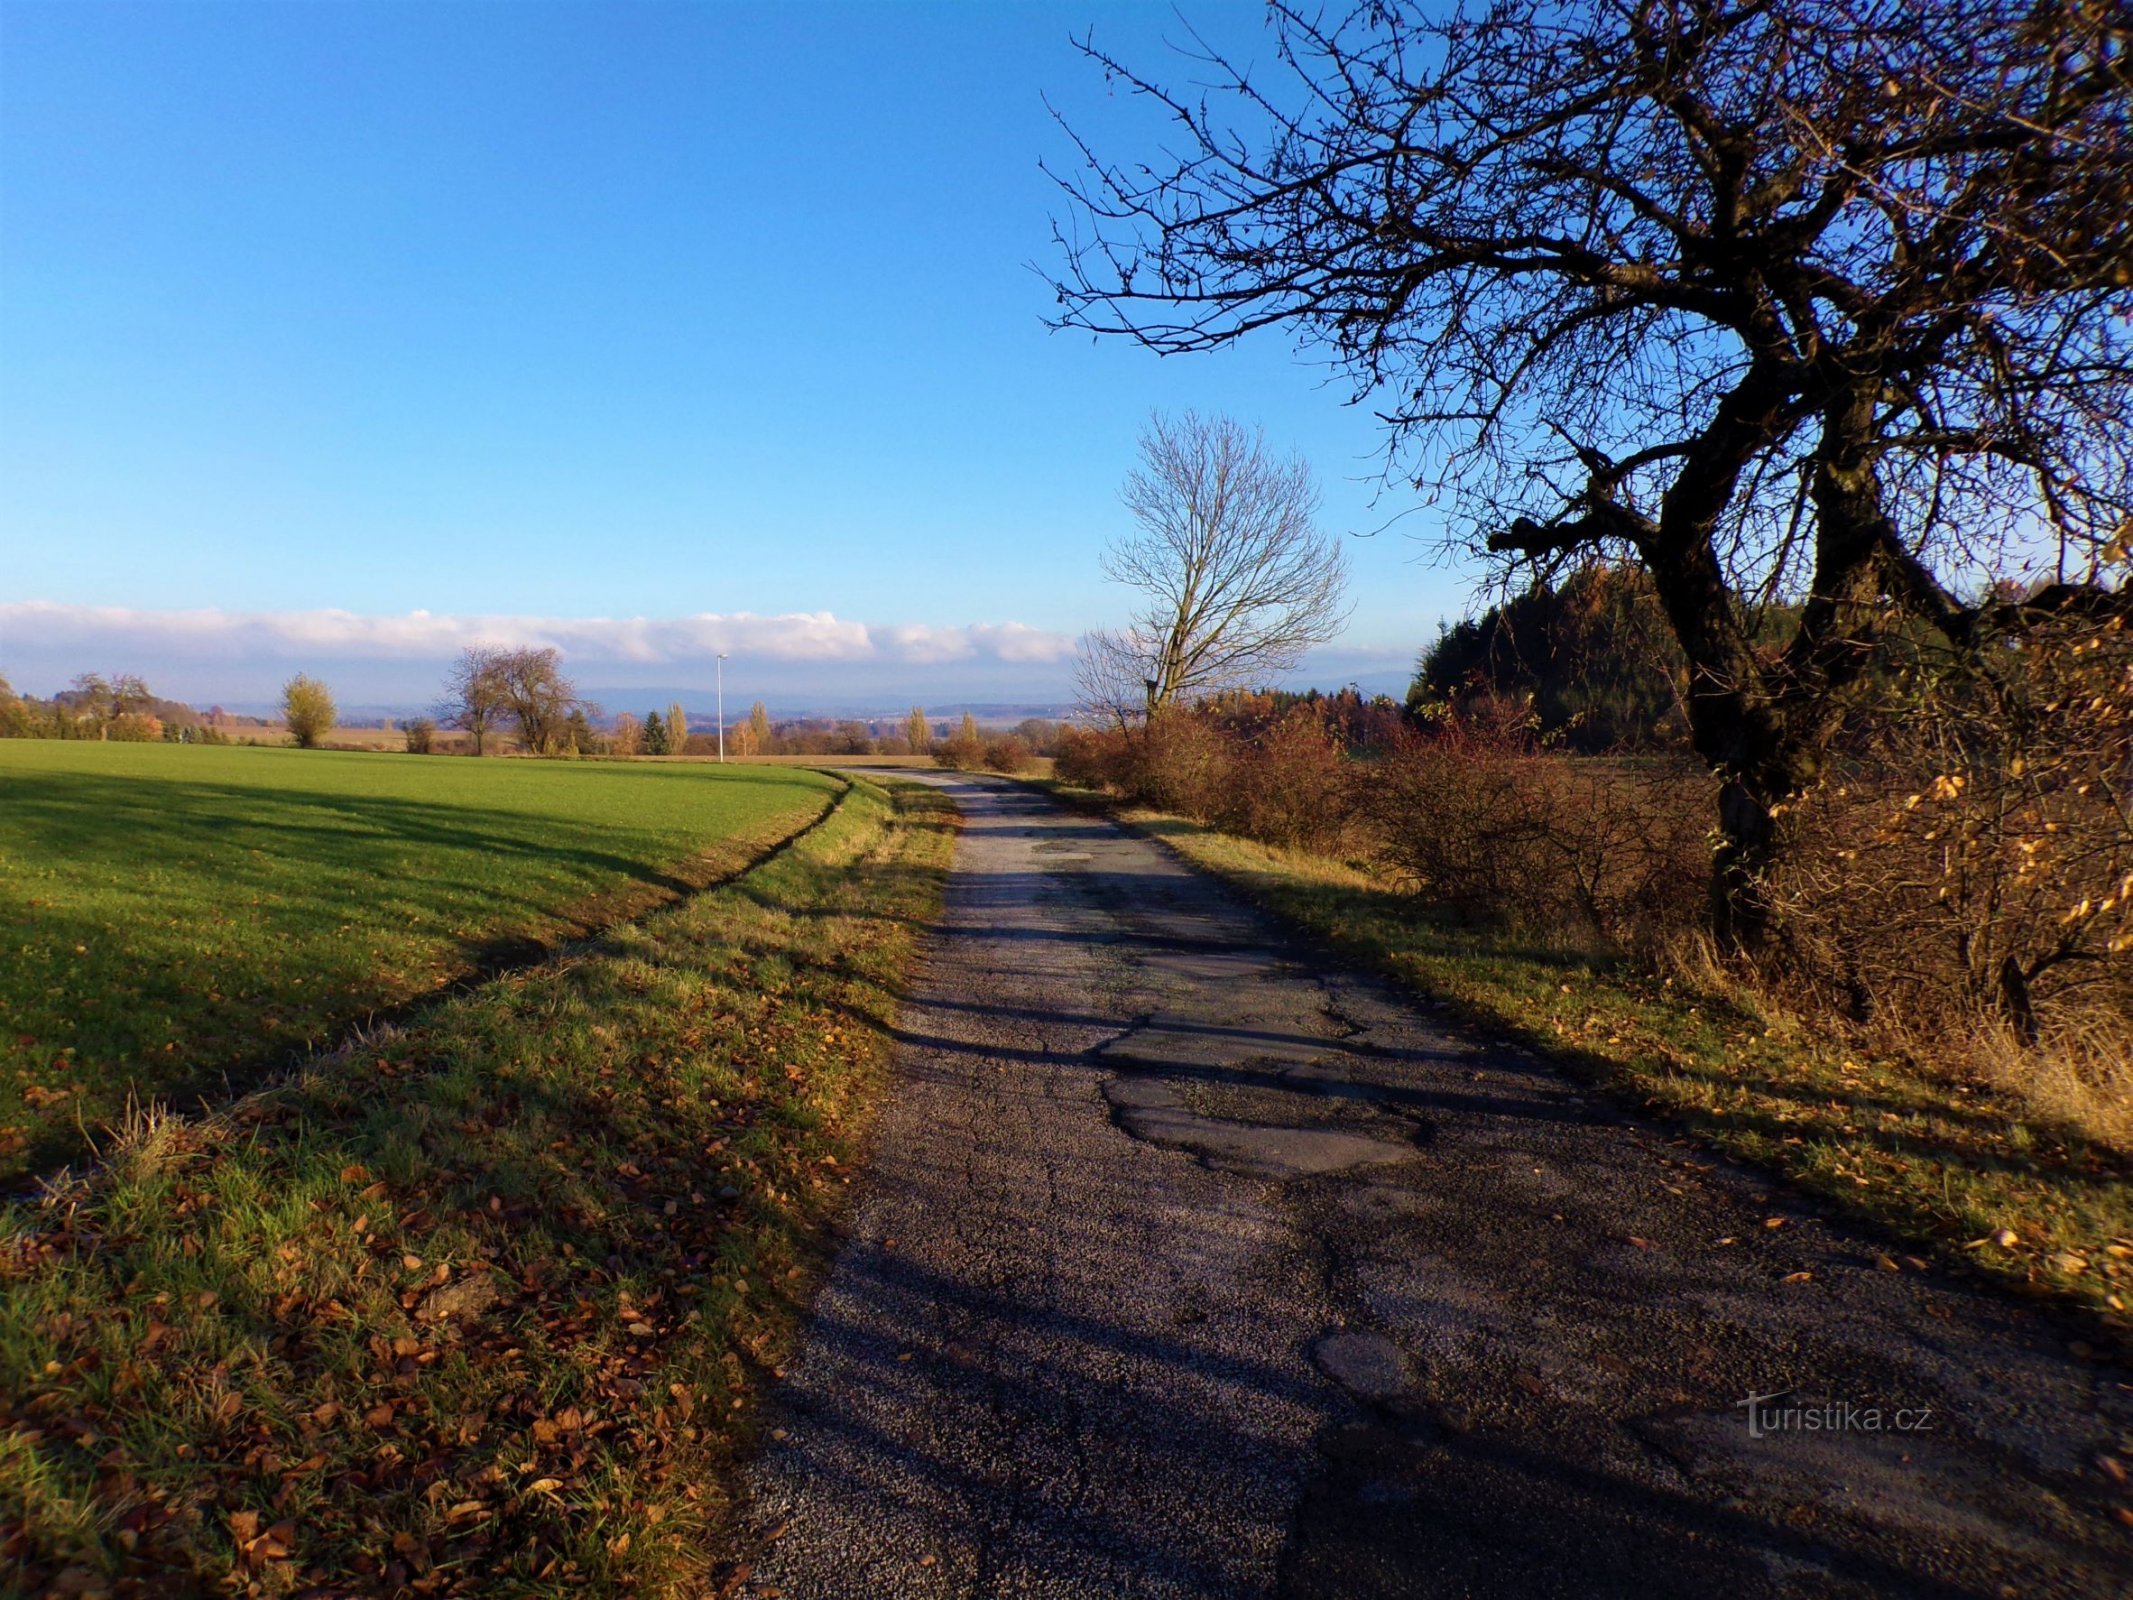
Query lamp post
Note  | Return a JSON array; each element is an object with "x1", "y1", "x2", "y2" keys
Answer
[{"x1": 716, "y1": 653, "x2": 728, "y2": 763}]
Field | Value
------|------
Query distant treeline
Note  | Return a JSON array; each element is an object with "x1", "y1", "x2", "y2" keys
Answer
[
  {"x1": 0, "y1": 673, "x2": 260, "y2": 743},
  {"x1": 0, "y1": 659, "x2": 1080, "y2": 760}
]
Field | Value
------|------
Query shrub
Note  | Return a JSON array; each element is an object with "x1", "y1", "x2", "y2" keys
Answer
[
  {"x1": 1120, "y1": 711, "x2": 1233, "y2": 818},
  {"x1": 982, "y1": 736, "x2": 1032, "y2": 775},
  {"x1": 934, "y1": 736, "x2": 985, "y2": 770},
  {"x1": 1056, "y1": 725, "x2": 1131, "y2": 788},
  {"x1": 1213, "y1": 709, "x2": 1356, "y2": 854},
  {"x1": 405, "y1": 718, "x2": 437, "y2": 754},
  {"x1": 1364, "y1": 723, "x2": 1705, "y2": 947},
  {"x1": 1364, "y1": 724, "x2": 1551, "y2": 923},
  {"x1": 1770, "y1": 613, "x2": 2133, "y2": 1049},
  {"x1": 105, "y1": 712, "x2": 162, "y2": 743}
]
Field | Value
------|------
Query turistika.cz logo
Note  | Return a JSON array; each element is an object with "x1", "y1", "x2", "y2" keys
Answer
[{"x1": 1737, "y1": 1391, "x2": 1935, "y2": 1440}]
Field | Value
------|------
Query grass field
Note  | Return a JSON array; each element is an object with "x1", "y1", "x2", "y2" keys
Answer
[
  {"x1": 1063, "y1": 792, "x2": 2133, "y2": 1339},
  {"x1": 0, "y1": 744, "x2": 839, "y2": 1186},
  {"x1": 0, "y1": 775, "x2": 955, "y2": 1596}
]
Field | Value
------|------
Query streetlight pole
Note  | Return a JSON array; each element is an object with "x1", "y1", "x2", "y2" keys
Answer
[{"x1": 716, "y1": 653, "x2": 728, "y2": 763}]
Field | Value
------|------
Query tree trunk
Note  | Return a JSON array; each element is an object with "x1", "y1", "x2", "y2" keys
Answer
[
  {"x1": 1996, "y1": 955, "x2": 2041, "y2": 1047},
  {"x1": 1636, "y1": 373, "x2": 1800, "y2": 952},
  {"x1": 1645, "y1": 373, "x2": 1909, "y2": 953}
]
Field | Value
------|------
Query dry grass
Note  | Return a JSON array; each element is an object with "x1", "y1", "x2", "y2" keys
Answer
[{"x1": 1946, "y1": 1009, "x2": 2133, "y2": 1155}]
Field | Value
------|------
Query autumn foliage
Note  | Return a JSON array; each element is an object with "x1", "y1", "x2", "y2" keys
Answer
[{"x1": 1772, "y1": 611, "x2": 2133, "y2": 1058}]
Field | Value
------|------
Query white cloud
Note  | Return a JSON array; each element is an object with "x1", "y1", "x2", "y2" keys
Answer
[{"x1": 0, "y1": 601, "x2": 1076, "y2": 669}]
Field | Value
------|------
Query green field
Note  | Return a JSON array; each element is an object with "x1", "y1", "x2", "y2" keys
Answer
[
  {"x1": 0, "y1": 776, "x2": 956, "y2": 1593},
  {"x1": 0, "y1": 743, "x2": 839, "y2": 1184}
]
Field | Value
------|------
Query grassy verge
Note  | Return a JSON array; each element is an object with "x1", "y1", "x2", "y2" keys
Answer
[
  {"x1": 0, "y1": 743, "x2": 839, "y2": 1184},
  {"x1": 1049, "y1": 786, "x2": 2131, "y2": 1338},
  {"x1": 0, "y1": 774, "x2": 955, "y2": 1597}
]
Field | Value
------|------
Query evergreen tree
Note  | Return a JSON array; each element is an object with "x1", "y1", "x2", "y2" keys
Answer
[
  {"x1": 642, "y1": 710, "x2": 669, "y2": 756},
  {"x1": 1414, "y1": 565, "x2": 1700, "y2": 750}
]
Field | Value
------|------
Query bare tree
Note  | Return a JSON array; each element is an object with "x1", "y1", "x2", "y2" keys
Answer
[
  {"x1": 1080, "y1": 412, "x2": 1349, "y2": 723},
  {"x1": 1048, "y1": 0, "x2": 2133, "y2": 943},
  {"x1": 496, "y1": 648, "x2": 579, "y2": 756},
  {"x1": 441, "y1": 647, "x2": 508, "y2": 757}
]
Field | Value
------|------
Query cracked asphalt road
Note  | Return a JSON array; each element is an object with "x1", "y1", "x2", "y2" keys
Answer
[{"x1": 738, "y1": 775, "x2": 2132, "y2": 1598}]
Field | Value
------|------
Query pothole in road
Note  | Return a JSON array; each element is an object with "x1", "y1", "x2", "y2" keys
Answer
[
  {"x1": 1101, "y1": 1073, "x2": 1425, "y2": 1178},
  {"x1": 1179, "y1": 1076, "x2": 1386, "y2": 1132},
  {"x1": 1312, "y1": 1331, "x2": 1413, "y2": 1400}
]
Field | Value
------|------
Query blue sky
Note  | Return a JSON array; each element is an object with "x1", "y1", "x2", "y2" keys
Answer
[{"x1": 0, "y1": 0, "x2": 1480, "y2": 710}]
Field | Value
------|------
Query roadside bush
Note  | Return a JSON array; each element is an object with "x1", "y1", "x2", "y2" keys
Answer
[
  {"x1": 404, "y1": 717, "x2": 437, "y2": 754},
  {"x1": 1121, "y1": 710, "x2": 1233, "y2": 818},
  {"x1": 934, "y1": 735, "x2": 986, "y2": 771},
  {"x1": 1061, "y1": 703, "x2": 1704, "y2": 947},
  {"x1": 1363, "y1": 724, "x2": 1551, "y2": 923},
  {"x1": 1053, "y1": 714, "x2": 1236, "y2": 818},
  {"x1": 1213, "y1": 710, "x2": 1358, "y2": 855},
  {"x1": 1769, "y1": 612, "x2": 2133, "y2": 1089},
  {"x1": 1364, "y1": 723, "x2": 1706, "y2": 947},
  {"x1": 982, "y1": 736, "x2": 1033, "y2": 775},
  {"x1": 1056, "y1": 725, "x2": 1131, "y2": 788}
]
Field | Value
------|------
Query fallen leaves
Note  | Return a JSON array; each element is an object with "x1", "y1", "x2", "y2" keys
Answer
[
  {"x1": 227, "y1": 1510, "x2": 297, "y2": 1570},
  {"x1": 1966, "y1": 1228, "x2": 2023, "y2": 1251}
]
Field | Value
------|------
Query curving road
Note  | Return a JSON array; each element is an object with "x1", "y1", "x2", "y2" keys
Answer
[{"x1": 736, "y1": 774, "x2": 2131, "y2": 1598}]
